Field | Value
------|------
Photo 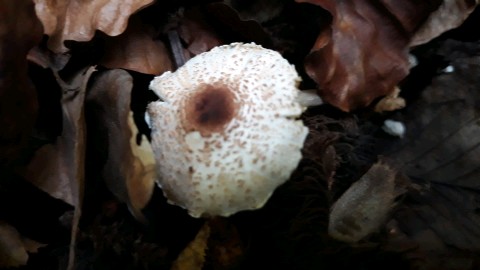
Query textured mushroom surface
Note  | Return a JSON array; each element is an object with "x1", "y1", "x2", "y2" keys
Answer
[{"x1": 148, "y1": 43, "x2": 308, "y2": 217}]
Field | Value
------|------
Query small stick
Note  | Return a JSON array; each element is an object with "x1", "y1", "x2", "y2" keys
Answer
[{"x1": 167, "y1": 30, "x2": 186, "y2": 69}]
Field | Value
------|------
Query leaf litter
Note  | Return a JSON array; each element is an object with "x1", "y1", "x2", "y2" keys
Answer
[{"x1": 0, "y1": 1, "x2": 479, "y2": 269}]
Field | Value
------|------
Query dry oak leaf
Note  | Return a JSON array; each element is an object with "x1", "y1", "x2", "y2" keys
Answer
[
  {"x1": 24, "y1": 67, "x2": 95, "y2": 207},
  {"x1": 297, "y1": 0, "x2": 442, "y2": 111},
  {"x1": 33, "y1": 0, "x2": 154, "y2": 53},
  {"x1": 86, "y1": 69, "x2": 156, "y2": 222},
  {"x1": 23, "y1": 66, "x2": 95, "y2": 270},
  {"x1": 411, "y1": 0, "x2": 479, "y2": 46},
  {"x1": 100, "y1": 18, "x2": 173, "y2": 75},
  {"x1": 0, "y1": 0, "x2": 42, "y2": 167},
  {"x1": 0, "y1": 221, "x2": 46, "y2": 268}
]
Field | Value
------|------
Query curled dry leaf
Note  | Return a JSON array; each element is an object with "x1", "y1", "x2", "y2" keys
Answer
[
  {"x1": 0, "y1": 221, "x2": 46, "y2": 268},
  {"x1": 411, "y1": 0, "x2": 479, "y2": 46},
  {"x1": 33, "y1": 0, "x2": 154, "y2": 53},
  {"x1": 297, "y1": 0, "x2": 442, "y2": 111},
  {"x1": 176, "y1": 3, "x2": 271, "y2": 58},
  {"x1": 0, "y1": 0, "x2": 42, "y2": 167},
  {"x1": 24, "y1": 67, "x2": 94, "y2": 207},
  {"x1": 86, "y1": 69, "x2": 156, "y2": 221},
  {"x1": 100, "y1": 18, "x2": 173, "y2": 75},
  {"x1": 381, "y1": 41, "x2": 480, "y2": 267},
  {"x1": 329, "y1": 161, "x2": 407, "y2": 243},
  {"x1": 177, "y1": 7, "x2": 224, "y2": 57},
  {"x1": 23, "y1": 66, "x2": 94, "y2": 270}
]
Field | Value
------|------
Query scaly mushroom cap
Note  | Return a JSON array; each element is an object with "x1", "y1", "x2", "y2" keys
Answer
[{"x1": 147, "y1": 43, "x2": 308, "y2": 217}]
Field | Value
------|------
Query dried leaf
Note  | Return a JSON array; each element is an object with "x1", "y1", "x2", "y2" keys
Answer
[
  {"x1": 100, "y1": 18, "x2": 173, "y2": 75},
  {"x1": 23, "y1": 66, "x2": 94, "y2": 270},
  {"x1": 0, "y1": 0, "x2": 42, "y2": 167},
  {"x1": 171, "y1": 222, "x2": 210, "y2": 270},
  {"x1": 224, "y1": 0, "x2": 286, "y2": 23},
  {"x1": 127, "y1": 111, "x2": 156, "y2": 219},
  {"x1": 206, "y1": 218, "x2": 244, "y2": 270},
  {"x1": 329, "y1": 161, "x2": 406, "y2": 242},
  {"x1": 411, "y1": 0, "x2": 479, "y2": 46},
  {"x1": 24, "y1": 67, "x2": 94, "y2": 206},
  {"x1": 86, "y1": 69, "x2": 156, "y2": 221},
  {"x1": 33, "y1": 0, "x2": 154, "y2": 53},
  {"x1": 178, "y1": 8, "x2": 224, "y2": 57},
  {"x1": 382, "y1": 41, "x2": 480, "y2": 267},
  {"x1": 297, "y1": 0, "x2": 442, "y2": 111},
  {"x1": 0, "y1": 221, "x2": 47, "y2": 268},
  {"x1": 0, "y1": 221, "x2": 28, "y2": 267}
]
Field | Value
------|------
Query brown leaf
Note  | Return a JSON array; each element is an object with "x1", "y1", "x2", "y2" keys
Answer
[
  {"x1": 23, "y1": 66, "x2": 94, "y2": 270},
  {"x1": 297, "y1": 0, "x2": 442, "y2": 111},
  {"x1": 171, "y1": 221, "x2": 210, "y2": 270},
  {"x1": 86, "y1": 69, "x2": 156, "y2": 221},
  {"x1": 411, "y1": 0, "x2": 479, "y2": 46},
  {"x1": 328, "y1": 161, "x2": 406, "y2": 242},
  {"x1": 0, "y1": 221, "x2": 47, "y2": 268},
  {"x1": 0, "y1": 221, "x2": 29, "y2": 267},
  {"x1": 100, "y1": 18, "x2": 173, "y2": 75},
  {"x1": 33, "y1": 0, "x2": 154, "y2": 53},
  {"x1": 178, "y1": 8, "x2": 224, "y2": 57},
  {"x1": 24, "y1": 67, "x2": 94, "y2": 206},
  {"x1": 206, "y1": 218, "x2": 244, "y2": 270},
  {"x1": 381, "y1": 41, "x2": 480, "y2": 267},
  {"x1": 0, "y1": 0, "x2": 42, "y2": 167}
]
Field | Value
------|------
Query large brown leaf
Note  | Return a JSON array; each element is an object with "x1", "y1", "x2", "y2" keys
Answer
[
  {"x1": 382, "y1": 40, "x2": 480, "y2": 269},
  {"x1": 411, "y1": 0, "x2": 479, "y2": 46},
  {"x1": 100, "y1": 18, "x2": 173, "y2": 75},
  {"x1": 86, "y1": 69, "x2": 156, "y2": 221},
  {"x1": 23, "y1": 66, "x2": 95, "y2": 270},
  {"x1": 33, "y1": 0, "x2": 154, "y2": 53},
  {"x1": 0, "y1": 0, "x2": 42, "y2": 167},
  {"x1": 297, "y1": 0, "x2": 442, "y2": 111}
]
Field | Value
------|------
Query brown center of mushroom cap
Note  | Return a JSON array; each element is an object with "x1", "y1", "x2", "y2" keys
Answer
[{"x1": 182, "y1": 83, "x2": 238, "y2": 136}]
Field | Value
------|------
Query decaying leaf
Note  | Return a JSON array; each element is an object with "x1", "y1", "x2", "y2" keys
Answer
[
  {"x1": 297, "y1": 0, "x2": 442, "y2": 111},
  {"x1": 177, "y1": 7, "x2": 224, "y2": 57},
  {"x1": 86, "y1": 69, "x2": 156, "y2": 221},
  {"x1": 24, "y1": 67, "x2": 94, "y2": 207},
  {"x1": 0, "y1": 221, "x2": 28, "y2": 267},
  {"x1": 381, "y1": 40, "x2": 480, "y2": 268},
  {"x1": 23, "y1": 66, "x2": 94, "y2": 270},
  {"x1": 0, "y1": 221, "x2": 45, "y2": 268},
  {"x1": 100, "y1": 18, "x2": 173, "y2": 75},
  {"x1": 171, "y1": 221, "x2": 210, "y2": 270},
  {"x1": 175, "y1": 3, "x2": 271, "y2": 59},
  {"x1": 206, "y1": 218, "x2": 244, "y2": 269},
  {"x1": 224, "y1": 0, "x2": 286, "y2": 23},
  {"x1": 0, "y1": 0, "x2": 42, "y2": 167},
  {"x1": 329, "y1": 161, "x2": 407, "y2": 242},
  {"x1": 411, "y1": 0, "x2": 479, "y2": 46},
  {"x1": 33, "y1": 0, "x2": 154, "y2": 53}
]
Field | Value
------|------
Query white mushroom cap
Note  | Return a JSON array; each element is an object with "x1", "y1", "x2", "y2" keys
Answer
[{"x1": 147, "y1": 43, "x2": 308, "y2": 217}]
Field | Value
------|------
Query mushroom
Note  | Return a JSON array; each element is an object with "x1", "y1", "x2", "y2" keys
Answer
[{"x1": 147, "y1": 42, "x2": 310, "y2": 217}]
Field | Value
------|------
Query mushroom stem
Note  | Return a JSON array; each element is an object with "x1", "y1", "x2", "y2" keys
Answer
[{"x1": 297, "y1": 89, "x2": 323, "y2": 107}]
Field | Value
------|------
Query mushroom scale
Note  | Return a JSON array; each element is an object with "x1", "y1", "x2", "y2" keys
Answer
[{"x1": 147, "y1": 43, "x2": 308, "y2": 217}]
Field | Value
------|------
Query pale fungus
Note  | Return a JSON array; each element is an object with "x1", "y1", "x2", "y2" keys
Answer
[{"x1": 147, "y1": 43, "x2": 309, "y2": 217}]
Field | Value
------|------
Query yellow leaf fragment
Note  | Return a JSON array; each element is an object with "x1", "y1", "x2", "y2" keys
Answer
[
  {"x1": 171, "y1": 222, "x2": 211, "y2": 270},
  {"x1": 127, "y1": 111, "x2": 156, "y2": 220},
  {"x1": 0, "y1": 221, "x2": 46, "y2": 268}
]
